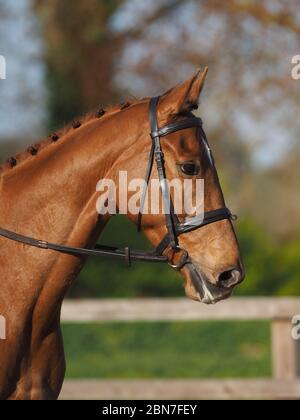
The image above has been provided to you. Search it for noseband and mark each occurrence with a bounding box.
[0,96,236,269]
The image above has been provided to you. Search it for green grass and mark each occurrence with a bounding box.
[62,321,271,379]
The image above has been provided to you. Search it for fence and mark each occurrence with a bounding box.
[60,297,300,399]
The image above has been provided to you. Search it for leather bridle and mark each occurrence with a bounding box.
[0,96,236,270]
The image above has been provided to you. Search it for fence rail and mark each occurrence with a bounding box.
[60,297,300,400]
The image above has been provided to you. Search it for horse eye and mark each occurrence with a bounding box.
[179,163,200,176]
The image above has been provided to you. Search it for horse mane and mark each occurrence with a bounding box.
[0,98,146,175]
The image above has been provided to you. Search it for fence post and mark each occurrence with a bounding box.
[271,318,299,379]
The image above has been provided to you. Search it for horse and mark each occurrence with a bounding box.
[0,68,244,399]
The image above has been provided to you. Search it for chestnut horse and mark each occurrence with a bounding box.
[0,69,244,399]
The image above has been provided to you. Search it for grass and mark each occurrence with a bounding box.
[62,321,271,378]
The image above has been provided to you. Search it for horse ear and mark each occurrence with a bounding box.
[158,67,208,121]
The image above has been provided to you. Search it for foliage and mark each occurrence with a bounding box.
[62,321,271,378]
[69,216,183,298]
[236,218,300,296]
[68,215,300,298]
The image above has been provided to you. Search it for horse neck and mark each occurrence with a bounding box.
[1,103,146,247]
[0,103,147,330]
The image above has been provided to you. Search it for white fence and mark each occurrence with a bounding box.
[60,297,300,400]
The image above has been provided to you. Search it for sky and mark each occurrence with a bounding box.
[0,0,46,140]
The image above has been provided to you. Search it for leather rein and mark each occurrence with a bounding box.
[0,97,236,269]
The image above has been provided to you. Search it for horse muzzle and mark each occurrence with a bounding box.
[185,262,234,304]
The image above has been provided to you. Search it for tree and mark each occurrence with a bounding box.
[33,0,123,128]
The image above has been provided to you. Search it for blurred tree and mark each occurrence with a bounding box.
[33,0,187,129]
[33,0,123,128]
[245,143,300,239]
[112,0,300,239]
[29,0,300,296]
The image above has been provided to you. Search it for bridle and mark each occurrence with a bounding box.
[0,96,236,270]
[137,96,235,269]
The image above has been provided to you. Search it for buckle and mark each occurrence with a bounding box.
[150,130,159,139]
[168,245,189,270]
[38,240,48,249]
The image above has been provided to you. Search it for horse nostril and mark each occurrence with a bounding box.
[217,269,242,288]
